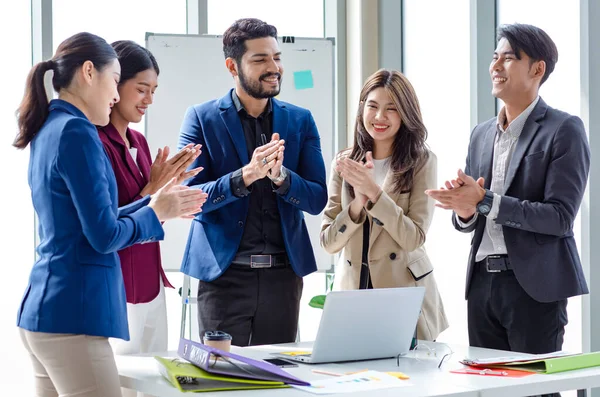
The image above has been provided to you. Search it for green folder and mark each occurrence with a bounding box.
[462,352,600,374]
[155,357,290,392]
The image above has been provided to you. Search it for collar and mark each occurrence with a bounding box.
[231,89,272,118]
[99,122,140,149]
[49,99,89,120]
[496,96,540,138]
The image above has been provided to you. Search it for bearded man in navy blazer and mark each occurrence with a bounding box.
[427,23,590,381]
[177,18,327,346]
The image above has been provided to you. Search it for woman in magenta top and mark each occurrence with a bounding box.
[97,41,201,377]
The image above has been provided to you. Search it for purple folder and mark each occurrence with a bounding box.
[178,338,310,386]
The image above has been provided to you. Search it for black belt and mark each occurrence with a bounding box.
[232,254,289,269]
[477,254,512,272]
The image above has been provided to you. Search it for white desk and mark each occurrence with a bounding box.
[116,341,600,397]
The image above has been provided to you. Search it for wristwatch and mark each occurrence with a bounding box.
[269,165,288,184]
[476,189,494,216]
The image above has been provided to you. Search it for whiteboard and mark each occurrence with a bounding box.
[145,33,335,272]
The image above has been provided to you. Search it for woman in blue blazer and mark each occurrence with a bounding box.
[13,32,206,397]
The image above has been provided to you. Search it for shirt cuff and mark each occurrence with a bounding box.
[230,168,251,198]
[488,193,501,220]
[455,212,478,228]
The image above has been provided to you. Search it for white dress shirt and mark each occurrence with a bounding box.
[457,96,540,261]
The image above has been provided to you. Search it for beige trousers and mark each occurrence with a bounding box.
[19,328,122,397]
[110,283,166,397]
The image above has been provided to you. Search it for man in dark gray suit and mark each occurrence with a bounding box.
[426,23,589,368]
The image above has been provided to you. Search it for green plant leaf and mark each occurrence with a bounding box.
[308,295,326,309]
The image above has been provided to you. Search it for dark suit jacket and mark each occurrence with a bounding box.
[177,89,327,281]
[453,97,590,303]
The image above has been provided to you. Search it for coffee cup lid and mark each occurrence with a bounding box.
[203,330,232,341]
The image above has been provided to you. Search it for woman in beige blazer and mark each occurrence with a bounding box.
[320,69,448,341]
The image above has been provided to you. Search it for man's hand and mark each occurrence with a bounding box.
[425,169,486,219]
[336,151,380,203]
[242,139,285,187]
[268,133,286,186]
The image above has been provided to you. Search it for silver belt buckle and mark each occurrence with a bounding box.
[250,255,272,268]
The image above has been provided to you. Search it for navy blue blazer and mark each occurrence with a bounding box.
[178,90,327,281]
[17,100,164,340]
[454,97,590,303]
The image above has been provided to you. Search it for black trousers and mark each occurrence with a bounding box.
[196,264,303,347]
[468,262,568,397]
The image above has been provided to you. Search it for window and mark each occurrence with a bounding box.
[207,0,324,37]
[403,0,471,345]
[52,0,187,133]
[0,2,33,394]
[498,0,582,357]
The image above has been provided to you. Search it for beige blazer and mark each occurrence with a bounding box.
[320,151,448,340]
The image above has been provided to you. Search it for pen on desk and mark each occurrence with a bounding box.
[311,369,343,377]
[463,368,508,376]
[311,369,368,377]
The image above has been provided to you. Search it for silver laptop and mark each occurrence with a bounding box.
[278,287,425,364]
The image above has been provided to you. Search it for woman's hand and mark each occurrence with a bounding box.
[141,144,202,196]
[348,192,368,222]
[148,178,208,222]
[336,151,381,203]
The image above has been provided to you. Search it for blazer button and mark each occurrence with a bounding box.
[516,222,522,228]
[505,221,511,225]
[238,221,244,227]
[212,199,217,204]
[389,253,396,260]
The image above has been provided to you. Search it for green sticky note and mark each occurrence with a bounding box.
[293,70,314,90]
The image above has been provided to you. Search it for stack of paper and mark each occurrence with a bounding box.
[461,351,600,374]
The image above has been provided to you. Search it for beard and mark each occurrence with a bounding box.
[238,69,282,99]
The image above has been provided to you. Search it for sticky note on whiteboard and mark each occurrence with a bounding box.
[293,70,314,90]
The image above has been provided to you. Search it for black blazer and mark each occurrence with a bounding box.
[454,97,590,303]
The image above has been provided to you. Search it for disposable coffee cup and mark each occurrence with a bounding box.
[203,331,232,352]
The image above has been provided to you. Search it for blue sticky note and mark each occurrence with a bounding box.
[293,70,314,90]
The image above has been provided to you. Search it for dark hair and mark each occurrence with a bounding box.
[344,69,429,195]
[14,32,117,149]
[497,23,558,86]
[222,18,277,65]
[111,40,160,85]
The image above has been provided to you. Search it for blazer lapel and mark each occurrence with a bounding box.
[272,99,289,151]
[101,124,145,193]
[503,98,547,193]
[127,131,151,184]
[479,124,496,189]
[369,168,395,245]
[218,92,249,165]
